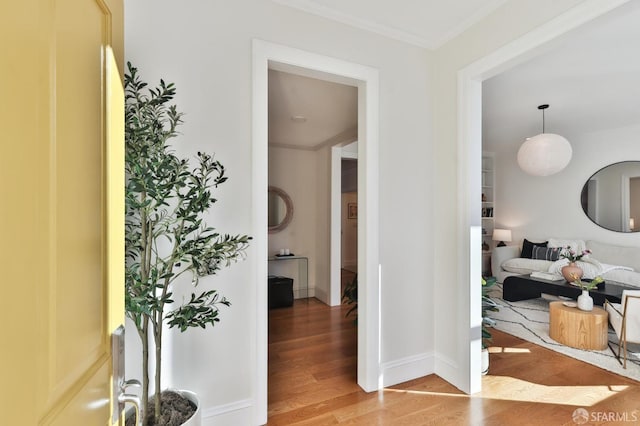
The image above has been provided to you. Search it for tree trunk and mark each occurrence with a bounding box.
[154,314,163,422]
[141,319,149,425]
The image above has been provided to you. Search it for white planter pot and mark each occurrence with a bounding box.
[180,390,201,426]
[126,389,201,426]
[481,348,489,375]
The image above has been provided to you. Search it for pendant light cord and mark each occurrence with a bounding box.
[538,104,549,134]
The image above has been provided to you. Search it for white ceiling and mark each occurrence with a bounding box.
[272,0,509,49]
[268,1,640,153]
[268,0,509,150]
[268,69,358,150]
[483,2,640,151]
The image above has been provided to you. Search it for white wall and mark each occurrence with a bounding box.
[488,123,640,243]
[268,146,319,299]
[126,1,433,424]
[313,144,332,304]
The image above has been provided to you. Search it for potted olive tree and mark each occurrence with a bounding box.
[481,276,499,374]
[125,62,250,425]
[341,274,357,323]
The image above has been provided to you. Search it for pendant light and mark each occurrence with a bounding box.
[517,104,572,176]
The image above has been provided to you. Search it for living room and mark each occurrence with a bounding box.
[479,0,640,378]
[482,2,640,251]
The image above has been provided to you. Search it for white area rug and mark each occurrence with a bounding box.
[488,283,640,382]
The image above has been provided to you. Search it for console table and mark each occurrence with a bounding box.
[268,255,309,299]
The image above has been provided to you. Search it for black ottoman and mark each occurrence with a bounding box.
[268,276,294,308]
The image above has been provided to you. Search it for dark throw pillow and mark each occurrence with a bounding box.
[531,245,561,261]
[521,238,548,258]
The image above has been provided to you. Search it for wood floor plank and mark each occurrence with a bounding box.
[268,298,640,425]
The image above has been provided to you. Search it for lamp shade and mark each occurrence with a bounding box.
[492,229,512,243]
[517,133,572,176]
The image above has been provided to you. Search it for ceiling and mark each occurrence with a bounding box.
[273,0,509,49]
[268,1,640,153]
[482,1,640,151]
[268,0,509,150]
[268,69,358,150]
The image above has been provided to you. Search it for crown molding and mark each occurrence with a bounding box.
[272,0,509,50]
[272,0,432,49]
[429,0,510,49]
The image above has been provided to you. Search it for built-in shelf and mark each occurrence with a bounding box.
[482,152,495,276]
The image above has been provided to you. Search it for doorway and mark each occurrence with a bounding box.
[252,39,380,424]
[341,158,358,273]
[340,155,358,297]
[267,68,357,303]
[459,1,630,394]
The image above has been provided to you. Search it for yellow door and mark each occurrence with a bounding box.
[0,0,124,424]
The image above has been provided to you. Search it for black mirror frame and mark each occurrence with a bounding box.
[580,160,640,233]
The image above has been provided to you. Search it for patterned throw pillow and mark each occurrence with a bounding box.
[531,245,561,261]
[521,238,548,258]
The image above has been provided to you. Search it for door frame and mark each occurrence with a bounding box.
[252,39,380,424]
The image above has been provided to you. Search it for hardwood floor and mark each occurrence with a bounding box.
[268,298,640,425]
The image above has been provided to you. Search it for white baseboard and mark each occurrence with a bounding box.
[433,352,462,390]
[202,398,253,426]
[294,286,315,299]
[380,352,435,387]
[312,286,328,304]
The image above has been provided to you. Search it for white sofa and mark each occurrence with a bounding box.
[491,239,640,287]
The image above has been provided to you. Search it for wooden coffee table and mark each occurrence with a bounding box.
[549,301,608,350]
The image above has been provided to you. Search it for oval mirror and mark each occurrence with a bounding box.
[268,186,293,233]
[580,161,640,233]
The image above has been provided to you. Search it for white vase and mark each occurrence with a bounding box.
[577,289,593,311]
[481,348,489,375]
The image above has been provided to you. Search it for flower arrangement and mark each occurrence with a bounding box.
[560,246,591,263]
[569,273,603,291]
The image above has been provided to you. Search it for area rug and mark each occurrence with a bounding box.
[487,283,640,382]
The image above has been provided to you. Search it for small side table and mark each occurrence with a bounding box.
[549,301,608,350]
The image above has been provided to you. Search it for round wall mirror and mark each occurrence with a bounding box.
[268,186,293,233]
[580,161,640,233]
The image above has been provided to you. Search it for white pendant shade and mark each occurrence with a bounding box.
[517,133,572,176]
